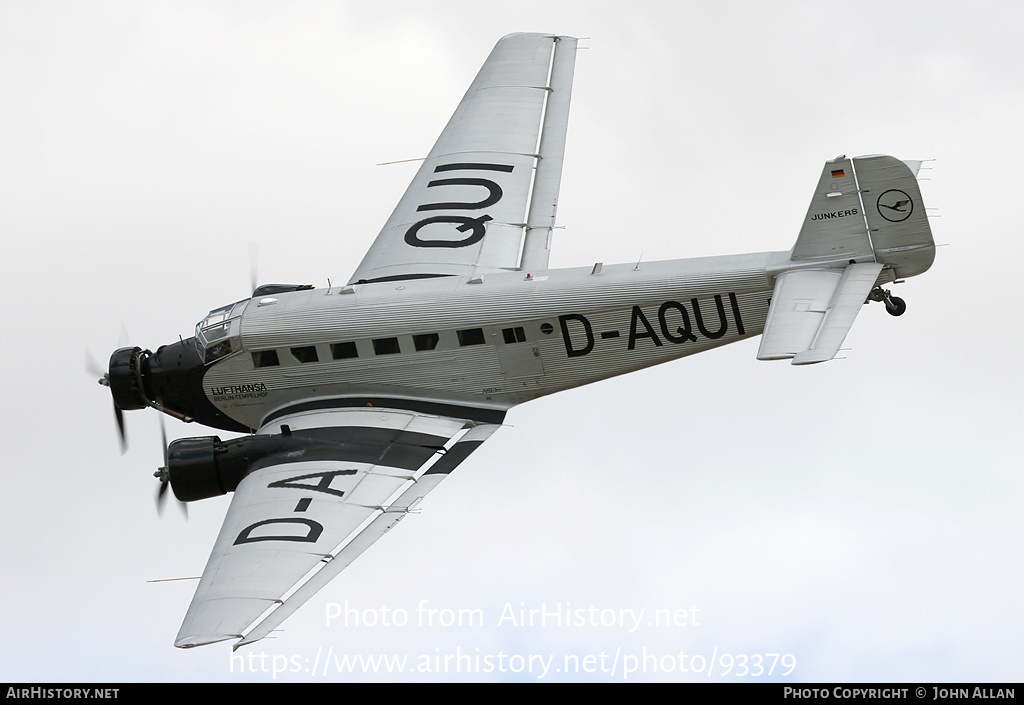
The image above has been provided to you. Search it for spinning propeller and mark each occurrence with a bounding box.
[91,346,189,518]
[88,350,128,452]
[154,411,188,519]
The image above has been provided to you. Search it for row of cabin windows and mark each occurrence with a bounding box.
[252,325,527,368]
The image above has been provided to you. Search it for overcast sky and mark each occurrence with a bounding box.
[3,0,1023,683]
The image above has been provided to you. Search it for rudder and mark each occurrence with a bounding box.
[792,155,935,280]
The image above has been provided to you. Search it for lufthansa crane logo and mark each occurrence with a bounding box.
[876,189,913,223]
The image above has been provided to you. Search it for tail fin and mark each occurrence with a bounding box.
[792,155,935,279]
[758,155,936,365]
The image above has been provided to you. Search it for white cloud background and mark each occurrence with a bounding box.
[2,0,1022,683]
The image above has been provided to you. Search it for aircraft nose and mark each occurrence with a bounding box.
[105,341,204,420]
[143,338,208,424]
[102,338,248,435]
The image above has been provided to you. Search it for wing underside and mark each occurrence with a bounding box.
[347,32,577,285]
[174,407,500,649]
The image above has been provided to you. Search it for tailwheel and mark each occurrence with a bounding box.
[869,286,907,317]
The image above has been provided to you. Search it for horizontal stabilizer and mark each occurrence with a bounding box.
[757,262,884,365]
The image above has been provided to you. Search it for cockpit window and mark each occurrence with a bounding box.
[196,299,248,364]
[204,340,234,364]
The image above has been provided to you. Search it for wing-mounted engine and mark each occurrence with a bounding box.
[157,429,312,503]
[251,283,313,297]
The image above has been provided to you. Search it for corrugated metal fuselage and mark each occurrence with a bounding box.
[203,251,788,430]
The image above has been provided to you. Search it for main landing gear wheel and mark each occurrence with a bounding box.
[869,286,907,317]
[885,296,907,317]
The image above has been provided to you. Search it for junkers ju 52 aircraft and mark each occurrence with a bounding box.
[99,33,935,649]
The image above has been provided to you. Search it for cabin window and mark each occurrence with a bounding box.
[413,333,439,351]
[502,326,526,344]
[291,346,318,363]
[330,341,358,359]
[373,337,401,355]
[457,328,486,346]
[252,350,280,368]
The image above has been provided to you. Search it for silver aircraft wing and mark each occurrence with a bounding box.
[347,32,577,285]
[173,407,500,649]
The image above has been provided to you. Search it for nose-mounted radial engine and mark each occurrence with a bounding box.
[98,288,314,514]
[102,346,160,442]
[100,343,202,442]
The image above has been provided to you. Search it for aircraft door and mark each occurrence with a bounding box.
[495,326,545,387]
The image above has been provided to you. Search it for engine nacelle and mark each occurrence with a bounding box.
[166,432,308,502]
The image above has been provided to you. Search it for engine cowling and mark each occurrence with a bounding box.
[108,347,149,411]
[166,437,241,502]
[164,431,310,502]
